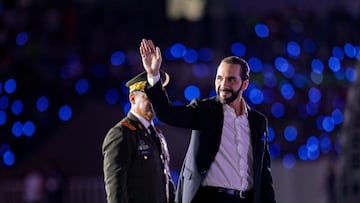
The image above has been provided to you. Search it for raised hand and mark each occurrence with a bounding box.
[140,38,162,76]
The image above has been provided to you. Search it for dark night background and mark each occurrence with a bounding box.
[0,0,359,202]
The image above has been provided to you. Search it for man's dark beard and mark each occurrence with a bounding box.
[217,86,242,104]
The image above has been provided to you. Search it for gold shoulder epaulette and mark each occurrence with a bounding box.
[121,121,136,131]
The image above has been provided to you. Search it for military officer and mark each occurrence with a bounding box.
[102,71,175,203]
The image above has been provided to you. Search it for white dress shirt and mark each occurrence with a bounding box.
[202,101,254,191]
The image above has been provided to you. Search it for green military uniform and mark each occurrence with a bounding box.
[102,71,175,203]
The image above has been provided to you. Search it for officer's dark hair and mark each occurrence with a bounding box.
[221,56,250,80]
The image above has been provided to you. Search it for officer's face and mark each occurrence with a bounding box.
[215,62,248,104]
[130,91,155,121]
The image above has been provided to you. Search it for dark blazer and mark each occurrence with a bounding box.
[146,81,276,203]
[102,112,175,203]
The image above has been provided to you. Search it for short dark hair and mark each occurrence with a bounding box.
[221,56,250,80]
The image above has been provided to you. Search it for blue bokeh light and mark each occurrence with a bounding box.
[248,57,263,72]
[268,127,275,142]
[75,78,90,94]
[36,96,49,112]
[263,71,277,88]
[319,133,332,153]
[248,88,264,104]
[308,87,321,103]
[58,105,72,121]
[254,23,270,38]
[311,73,324,85]
[0,110,6,125]
[283,154,296,169]
[287,41,301,58]
[271,102,285,118]
[0,99,8,113]
[184,85,200,101]
[3,150,15,166]
[231,42,247,57]
[11,99,23,115]
[332,46,344,60]
[282,63,295,78]
[110,51,125,66]
[4,78,16,94]
[344,43,356,58]
[345,67,356,82]
[307,148,320,160]
[123,102,131,115]
[316,115,324,130]
[306,136,319,152]
[328,57,341,72]
[331,108,343,125]
[170,43,186,58]
[16,32,29,46]
[183,49,199,63]
[311,59,324,73]
[280,83,294,100]
[310,72,323,84]
[298,145,308,160]
[274,57,289,73]
[164,48,177,61]
[284,125,297,142]
[23,120,35,137]
[0,143,10,155]
[105,88,120,104]
[12,121,23,137]
[322,116,335,132]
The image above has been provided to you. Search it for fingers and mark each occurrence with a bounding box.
[140,39,156,57]
[155,47,162,59]
[148,40,155,52]
[140,39,147,57]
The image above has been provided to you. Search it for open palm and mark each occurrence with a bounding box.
[140,39,162,76]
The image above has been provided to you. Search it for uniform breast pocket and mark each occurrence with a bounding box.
[137,139,155,160]
[130,139,161,177]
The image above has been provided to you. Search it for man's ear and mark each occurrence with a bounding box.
[241,79,249,90]
[129,93,136,104]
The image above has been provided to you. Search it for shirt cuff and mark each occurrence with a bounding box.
[147,74,160,86]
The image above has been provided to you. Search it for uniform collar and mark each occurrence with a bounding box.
[130,110,154,129]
